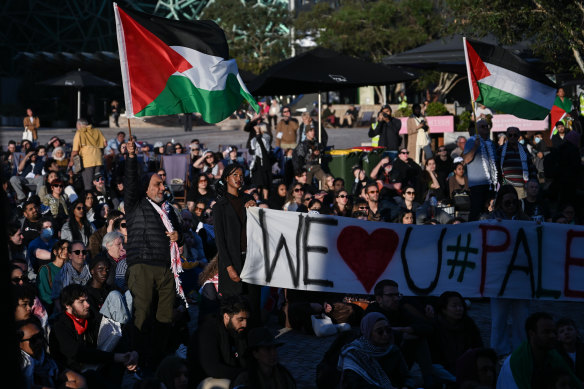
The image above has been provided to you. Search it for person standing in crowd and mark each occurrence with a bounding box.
[462,119,498,221]
[293,126,326,188]
[69,118,107,192]
[556,317,584,382]
[498,126,536,199]
[249,122,273,201]
[124,139,184,369]
[297,112,328,147]
[111,100,121,127]
[212,164,260,325]
[551,121,570,149]
[23,108,40,142]
[407,103,430,165]
[368,105,402,151]
[275,106,299,150]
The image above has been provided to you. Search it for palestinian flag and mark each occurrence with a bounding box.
[549,95,572,136]
[463,37,556,120]
[113,4,258,123]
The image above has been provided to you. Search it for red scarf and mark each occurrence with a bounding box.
[65,311,88,335]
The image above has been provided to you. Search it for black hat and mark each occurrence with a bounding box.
[93,172,104,180]
[247,327,284,350]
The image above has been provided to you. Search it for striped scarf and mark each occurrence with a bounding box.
[338,338,394,388]
[147,198,187,306]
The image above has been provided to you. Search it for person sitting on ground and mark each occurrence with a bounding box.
[27,216,57,274]
[17,320,87,389]
[93,231,127,292]
[283,183,308,212]
[231,326,296,389]
[338,312,415,389]
[37,239,69,314]
[88,210,124,258]
[49,284,139,389]
[8,222,27,262]
[428,291,483,378]
[52,241,91,306]
[186,172,217,213]
[267,183,287,210]
[399,209,415,225]
[188,295,251,385]
[365,279,434,388]
[42,179,68,230]
[556,317,584,382]
[60,199,96,247]
[497,312,582,389]
[156,355,189,389]
[455,347,498,389]
[333,189,352,217]
[341,105,358,128]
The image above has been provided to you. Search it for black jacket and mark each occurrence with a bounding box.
[49,311,114,372]
[124,156,183,268]
[212,192,252,296]
[368,118,402,150]
[188,315,247,384]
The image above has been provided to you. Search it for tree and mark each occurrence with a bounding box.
[294,0,445,101]
[446,0,584,75]
[202,0,292,74]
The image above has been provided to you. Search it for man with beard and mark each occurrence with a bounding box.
[20,199,42,247]
[49,284,138,388]
[124,139,183,369]
[188,296,250,385]
[91,172,114,209]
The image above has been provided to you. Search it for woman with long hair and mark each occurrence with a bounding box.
[333,189,352,217]
[448,162,469,199]
[267,183,287,210]
[197,255,219,324]
[186,172,216,213]
[37,239,69,313]
[397,185,420,213]
[83,191,96,224]
[60,199,96,246]
[429,291,483,376]
[42,179,68,231]
[283,183,307,212]
[194,150,224,183]
[421,157,443,201]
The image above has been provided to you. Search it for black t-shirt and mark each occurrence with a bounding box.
[22,218,42,248]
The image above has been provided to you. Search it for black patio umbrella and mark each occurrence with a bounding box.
[382,34,536,74]
[249,47,417,96]
[249,47,417,140]
[39,68,118,119]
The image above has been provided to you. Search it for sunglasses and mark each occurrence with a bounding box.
[159,173,166,177]
[439,148,447,152]
[405,191,415,195]
[72,249,88,255]
[11,276,27,283]
[52,184,64,188]
[121,223,127,228]
[358,206,369,210]
[283,110,290,113]
[75,206,84,210]
[304,197,313,201]
[368,190,378,194]
[337,194,348,198]
[400,151,409,155]
[196,207,206,211]
[294,188,303,192]
[95,177,104,181]
[206,155,214,158]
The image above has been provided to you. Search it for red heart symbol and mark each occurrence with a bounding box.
[337,226,399,293]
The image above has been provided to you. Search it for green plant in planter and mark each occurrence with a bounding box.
[394,106,412,118]
[455,111,472,132]
[424,102,449,116]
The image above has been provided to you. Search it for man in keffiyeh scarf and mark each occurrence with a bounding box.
[124,140,184,369]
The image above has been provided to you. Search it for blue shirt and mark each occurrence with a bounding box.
[463,136,497,187]
[27,236,57,270]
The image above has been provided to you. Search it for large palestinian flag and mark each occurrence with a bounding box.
[463,37,556,120]
[113,4,258,123]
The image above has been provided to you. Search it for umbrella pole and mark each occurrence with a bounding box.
[318,92,322,190]
[77,89,81,120]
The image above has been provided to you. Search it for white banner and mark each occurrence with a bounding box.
[242,208,584,300]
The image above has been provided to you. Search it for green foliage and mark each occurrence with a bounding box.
[455,110,472,132]
[394,107,412,118]
[424,101,449,116]
[445,0,584,75]
[202,0,292,74]
[294,0,443,62]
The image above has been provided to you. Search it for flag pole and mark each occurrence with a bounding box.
[127,117,132,139]
[462,37,478,131]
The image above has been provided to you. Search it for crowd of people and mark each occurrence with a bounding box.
[3,92,584,389]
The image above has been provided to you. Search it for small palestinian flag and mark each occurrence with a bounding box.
[549,95,572,136]
[113,4,258,123]
[463,37,556,121]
